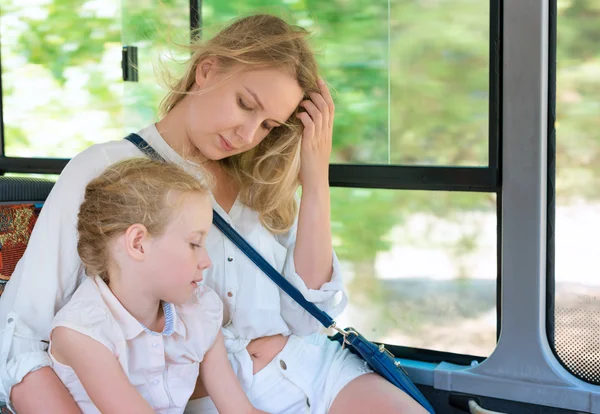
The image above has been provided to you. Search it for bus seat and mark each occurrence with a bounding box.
[0,176,55,296]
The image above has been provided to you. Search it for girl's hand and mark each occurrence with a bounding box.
[297,79,334,190]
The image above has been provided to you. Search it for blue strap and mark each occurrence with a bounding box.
[211,212,336,328]
[125,133,164,161]
[123,133,336,329]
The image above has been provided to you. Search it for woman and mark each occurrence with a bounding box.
[0,14,427,414]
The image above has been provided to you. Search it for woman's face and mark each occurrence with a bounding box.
[185,62,304,160]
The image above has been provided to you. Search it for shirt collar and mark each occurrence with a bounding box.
[93,276,186,340]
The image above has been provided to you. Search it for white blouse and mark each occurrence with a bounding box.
[50,277,222,414]
[0,124,347,407]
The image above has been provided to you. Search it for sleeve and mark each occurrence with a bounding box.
[51,298,118,356]
[181,286,224,361]
[0,144,122,407]
[277,196,348,337]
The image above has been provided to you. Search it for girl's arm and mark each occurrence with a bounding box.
[199,331,268,414]
[51,327,155,414]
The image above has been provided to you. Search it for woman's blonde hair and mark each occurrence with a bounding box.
[159,14,321,233]
[77,158,210,281]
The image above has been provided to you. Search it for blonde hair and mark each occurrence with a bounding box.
[77,158,210,281]
[159,14,321,233]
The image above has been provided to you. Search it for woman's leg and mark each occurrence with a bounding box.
[329,373,429,414]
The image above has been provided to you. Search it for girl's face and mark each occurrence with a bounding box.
[144,192,213,305]
[185,63,304,160]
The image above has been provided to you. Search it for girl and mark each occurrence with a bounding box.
[0,13,427,414]
[49,158,265,414]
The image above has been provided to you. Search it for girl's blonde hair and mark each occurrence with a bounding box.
[77,158,210,281]
[159,14,321,233]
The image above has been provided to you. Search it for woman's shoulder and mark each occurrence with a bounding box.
[46,129,155,202]
[62,137,147,178]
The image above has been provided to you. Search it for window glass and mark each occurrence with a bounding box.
[1,1,123,158]
[553,0,600,384]
[330,188,497,356]
[204,0,490,166]
[121,0,190,132]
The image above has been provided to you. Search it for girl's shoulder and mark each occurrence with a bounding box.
[51,278,121,353]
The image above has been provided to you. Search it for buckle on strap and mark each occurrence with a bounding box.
[329,323,359,349]
[329,322,347,349]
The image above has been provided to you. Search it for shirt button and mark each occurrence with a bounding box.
[152,379,159,385]
[227,256,234,262]
[152,343,159,348]
[279,360,287,370]
[227,291,233,298]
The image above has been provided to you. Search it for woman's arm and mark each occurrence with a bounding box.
[51,327,155,414]
[200,332,268,414]
[295,79,336,290]
[10,368,81,414]
[295,184,332,290]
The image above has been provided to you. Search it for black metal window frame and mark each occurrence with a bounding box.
[0,0,502,365]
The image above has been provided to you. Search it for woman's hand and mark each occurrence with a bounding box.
[297,79,334,190]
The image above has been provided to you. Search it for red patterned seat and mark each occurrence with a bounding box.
[0,204,43,296]
[0,176,54,298]
[0,177,53,410]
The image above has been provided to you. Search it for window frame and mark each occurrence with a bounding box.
[330,0,502,193]
[330,0,503,365]
[414,1,600,411]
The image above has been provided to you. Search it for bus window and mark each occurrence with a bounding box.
[552,0,600,385]
[202,0,490,167]
[1,1,123,158]
[330,188,497,357]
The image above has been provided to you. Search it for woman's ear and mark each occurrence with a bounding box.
[195,57,219,88]
[124,223,150,261]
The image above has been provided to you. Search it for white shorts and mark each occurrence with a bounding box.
[184,333,372,414]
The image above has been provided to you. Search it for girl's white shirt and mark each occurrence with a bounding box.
[50,276,222,414]
[0,124,347,407]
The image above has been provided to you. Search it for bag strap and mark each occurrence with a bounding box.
[124,133,337,330]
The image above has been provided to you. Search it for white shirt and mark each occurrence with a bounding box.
[50,277,222,414]
[0,124,347,408]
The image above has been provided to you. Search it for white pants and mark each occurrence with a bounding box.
[184,333,372,414]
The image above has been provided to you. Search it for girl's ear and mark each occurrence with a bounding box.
[195,57,219,88]
[124,223,149,261]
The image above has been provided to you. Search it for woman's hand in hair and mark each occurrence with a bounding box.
[297,79,334,190]
[294,79,335,290]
